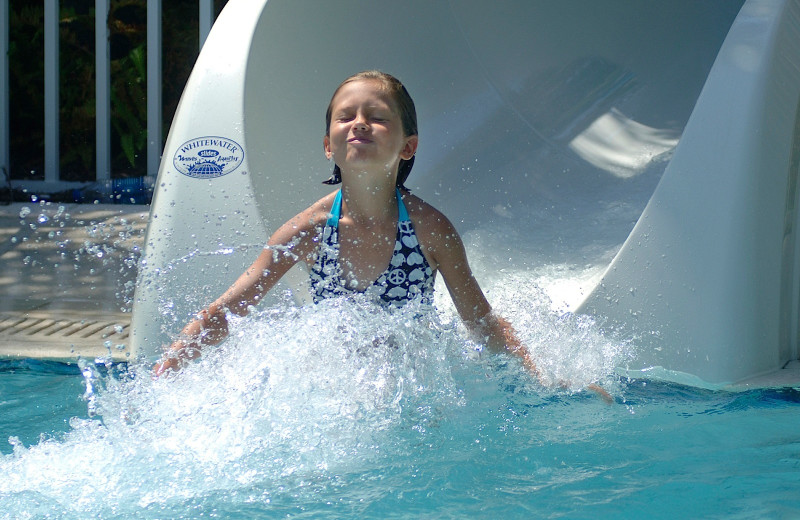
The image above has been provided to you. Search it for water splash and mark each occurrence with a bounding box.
[0,292,627,518]
[2,197,634,517]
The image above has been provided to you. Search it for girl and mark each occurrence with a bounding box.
[153,71,538,378]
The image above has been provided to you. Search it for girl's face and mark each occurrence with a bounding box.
[324,80,417,181]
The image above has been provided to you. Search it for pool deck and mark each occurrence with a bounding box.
[0,202,149,363]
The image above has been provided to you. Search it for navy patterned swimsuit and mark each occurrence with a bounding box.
[309,189,435,307]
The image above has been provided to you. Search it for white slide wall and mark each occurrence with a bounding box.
[131,0,800,386]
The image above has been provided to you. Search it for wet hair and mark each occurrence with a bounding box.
[323,70,418,189]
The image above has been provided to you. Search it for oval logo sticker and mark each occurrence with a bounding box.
[173,136,244,179]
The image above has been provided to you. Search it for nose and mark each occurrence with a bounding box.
[352,113,369,131]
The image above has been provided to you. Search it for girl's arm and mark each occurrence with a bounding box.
[420,211,535,367]
[421,208,611,402]
[153,210,322,376]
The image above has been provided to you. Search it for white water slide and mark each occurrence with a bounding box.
[131,0,800,388]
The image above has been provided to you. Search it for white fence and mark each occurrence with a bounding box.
[0,0,217,192]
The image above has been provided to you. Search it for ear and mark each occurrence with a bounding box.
[323,135,332,159]
[400,135,418,161]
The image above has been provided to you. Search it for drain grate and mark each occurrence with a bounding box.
[0,313,131,361]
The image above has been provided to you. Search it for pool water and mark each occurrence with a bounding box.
[1,294,799,520]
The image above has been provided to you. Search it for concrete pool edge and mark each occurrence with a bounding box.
[0,202,148,363]
[0,310,131,363]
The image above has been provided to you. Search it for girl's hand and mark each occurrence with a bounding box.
[587,383,614,404]
[152,342,198,377]
[152,355,182,377]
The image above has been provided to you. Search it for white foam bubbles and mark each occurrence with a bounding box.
[0,298,471,516]
[0,283,630,517]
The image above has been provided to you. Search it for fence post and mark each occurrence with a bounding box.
[6,2,218,190]
[147,0,162,179]
[96,0,110,182]
[199,0,213,49]
[44,0,59,183]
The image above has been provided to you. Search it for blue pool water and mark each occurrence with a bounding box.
[1,296,799,520]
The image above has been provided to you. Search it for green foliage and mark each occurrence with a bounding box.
[8,2,45,180]
[108,0,147,177]
[59,3,97,180]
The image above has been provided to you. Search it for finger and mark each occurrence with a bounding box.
[588,383,614,404]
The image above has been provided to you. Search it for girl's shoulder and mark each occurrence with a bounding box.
[268,191,337,246]
[284,191,337,229]
[400,191,468,271]
[304,191,338,224]
[400,191,460,239]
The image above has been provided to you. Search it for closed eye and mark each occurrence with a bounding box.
[333,109,392,124]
